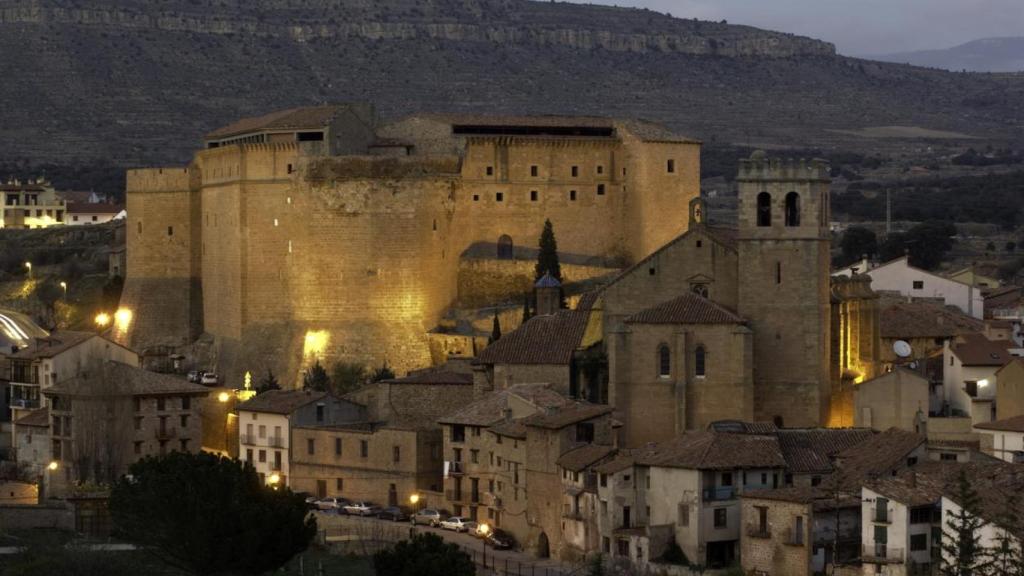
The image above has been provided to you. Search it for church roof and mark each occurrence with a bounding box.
[624,292,745,325]
[634,432,786,470]
[535,272,561,288]
[475,310,588,366]
[880,301,983,339]
[207,105,354,140]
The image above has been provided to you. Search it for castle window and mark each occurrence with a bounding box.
[432,219,437,231]
[486,166,494,176]
[757,192,772,227]
[695,345,706,377]
[137,221,142,235]
[597,165,604,175]
[473,194,480,202]
[570,190,577,201]
[287,164,293,174]
[696,240,702,248]
[776,262,782,284]
[597,184,605,196]
[531,165,539,177]
[497,235,514,260]
[667,159,676,174]
[167,226,173,236]
[571,166,579,178]
[657,345,671,378]
[530,190,538,202]
[784,192,800,227]
[496,192,504,202]
[274,219,279,227]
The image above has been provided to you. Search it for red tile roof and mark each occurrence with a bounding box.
[384,370,473,385]
[835,428,925,480]
[475,310,588,366]
[437,383,568,426]
[15,407,49,428]
[10,331,99,359]
[951,333,1014,367]
[520,402,614,429]
[238,389,330,415]
[625,292,745,325]
[557,444,617,472]
[634,432,786,470]
[775,429,875,475]
[880,301,984,339]
[975,414,1024,433]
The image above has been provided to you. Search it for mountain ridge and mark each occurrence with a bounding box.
[872,37,1024,73]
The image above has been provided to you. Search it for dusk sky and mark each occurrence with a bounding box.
[567,0,1024,55]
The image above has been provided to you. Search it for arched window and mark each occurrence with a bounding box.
[695,345,706,377]
[497,235,513,260]
[657,345,671,378]
[756,192,771,227]
[784,192,800,227]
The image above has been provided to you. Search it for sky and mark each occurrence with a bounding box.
[567,0,1024,55]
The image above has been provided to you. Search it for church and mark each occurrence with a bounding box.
[473,151,880,445]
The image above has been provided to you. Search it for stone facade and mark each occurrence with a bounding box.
[121,108,700,385]
[829,275,881,428]
[854,369,929,432]
[741,497,814,576]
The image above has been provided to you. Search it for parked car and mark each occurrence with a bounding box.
[315,496,348,511]
[440,517,474,533]
[485,529,516,550]
[296,492,318,507]
[200,372,220,386]
[344,502,380,516]
[411,508,442,527]
[377,506,409,522]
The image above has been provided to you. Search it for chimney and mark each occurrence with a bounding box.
[534,273,561,316]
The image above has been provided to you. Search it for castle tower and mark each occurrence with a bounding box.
[736,152,832,427]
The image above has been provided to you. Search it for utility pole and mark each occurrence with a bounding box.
[885,188,892,237]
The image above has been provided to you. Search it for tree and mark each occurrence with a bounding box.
[990,498,1024,576]
[521,293,532,323]
[880,221,957,270]
[535,219,562,282]
[373,532,474,576]
[303,360,330,391]
[986,242,997,253]
[839,226,878,265]
[940,470,993,576]
[330,361,366,395]
[257,368,280,394]
[35,279,63,328]
[489,314,502,344]
[587,553,606,576]
[109,452,316,576]
[370,361,395,383]
[1007,241,1017,253]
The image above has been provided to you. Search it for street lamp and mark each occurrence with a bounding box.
[218,391,231,403]
[24,262,31,278]
[409,493,420,507]
[95,312,111,328]
[479,523,491,569]
[59,281,67,297]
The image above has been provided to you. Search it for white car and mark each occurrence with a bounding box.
[344,502,380,516]
[315,497,347,511]
[440,516,475,533]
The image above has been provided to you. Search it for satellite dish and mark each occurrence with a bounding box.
[893,340,913,358]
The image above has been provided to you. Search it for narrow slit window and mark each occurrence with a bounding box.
[776,262,782,284]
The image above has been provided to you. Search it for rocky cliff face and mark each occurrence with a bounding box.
[0,0,1020,166]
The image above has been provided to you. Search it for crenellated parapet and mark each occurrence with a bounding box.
[737,155,830,183]
[126,167,191,193]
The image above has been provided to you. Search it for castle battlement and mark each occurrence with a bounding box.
[126,167,191,193]
[737,156,830,182]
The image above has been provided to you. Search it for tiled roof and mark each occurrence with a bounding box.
[975,414,1024,433]
[15,407,49,428]
[880,301,984,339]
[594,453,635,475]
[475,310,588,365]
[437,383,567,426]
[836,428,924,480]
[951,333,1014,367]
[43,361,209,397]
[405,113,698,144]
[708,420,779,434]
[776,429,875,475]
[67,202,123,215]
[634,432,786,471]
[985,285,1022,309]
[384,370,473,385]
[625,292,744,325]
[207,105,351,139]
[742,486,860,510]
[520,402,614,430]
[487,420,528,439]
[10,331,98,359]
[557,444,617,472]
[238,389,329,415]
[535,273,561,288]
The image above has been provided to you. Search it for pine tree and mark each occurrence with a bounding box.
[940,470,994,576]
[302,360,330,391]
[489,314,502,344]
[370,361,396,383]
[535,219,562,282]
[522,293,533,323]
[257,368,280,394]
[990,497,1024,576]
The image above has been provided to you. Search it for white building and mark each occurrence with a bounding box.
[236,389,366,487]
[973,415,1024,463]
[834,256,983,319]
[66,202,125,226]
[940,333,1013,423]
[0,178,68,229]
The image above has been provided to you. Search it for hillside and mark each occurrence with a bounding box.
[874,37,1024,73]
[0,0,1021,168]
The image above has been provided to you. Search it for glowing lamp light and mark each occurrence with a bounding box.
[302,330,329,360]
[95,312,111,327]
[978,379,990,388]
[218,392,231,403]
[59,281,67,293]
[47,461,59,471]
[409,494,420,505]
[268,473,281,485]
[114,308,133,332]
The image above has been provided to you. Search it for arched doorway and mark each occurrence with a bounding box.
[536,532,550,558]
[497,235,514,260]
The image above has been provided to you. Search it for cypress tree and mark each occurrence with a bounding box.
[522,293,533,323]
[535,219,562,282]
[489,314,502,344]
[940,470,993,576]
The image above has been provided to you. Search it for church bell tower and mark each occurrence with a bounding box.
[735,152,832,428]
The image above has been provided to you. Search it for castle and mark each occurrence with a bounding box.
[118,105,701,383]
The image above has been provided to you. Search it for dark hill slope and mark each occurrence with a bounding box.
[0,0,1021,166]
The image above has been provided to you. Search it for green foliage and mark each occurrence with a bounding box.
[2,544,146,576]
[109,451,316,576]
[372,532,475,576]
[489,314,502,344]
[587,553,606,576]
[839,226,878,266]
[330,361,366,395]
[303,360,331,392]
[879,221,957,270]
[370,361,395,383]
[660,539,689,565]
[257,368,281,393]
[940,470,993,576]
[990,497,1024,576]
[522,293,533,323]
[535,219,562,282]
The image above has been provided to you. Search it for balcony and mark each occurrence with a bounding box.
[703,487,736,502]
[9,397,40,410]
[267,436,285,448]
[874,509,892,524]
[862,544,904,563]
[156,427,177,441]
[240,434,255,445]
[746,524,771,539]
[447,461,464,476]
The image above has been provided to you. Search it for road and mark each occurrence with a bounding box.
[312,511,581,576]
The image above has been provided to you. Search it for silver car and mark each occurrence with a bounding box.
[411,508,442,526]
